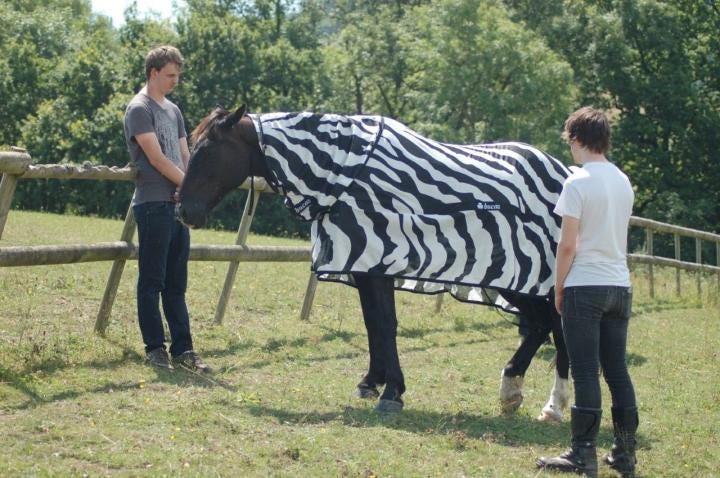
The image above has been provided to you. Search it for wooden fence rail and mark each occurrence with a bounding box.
[0,150,315,334]
[2,150,718,336]
[0,243,310,267]
[629,216,720,299]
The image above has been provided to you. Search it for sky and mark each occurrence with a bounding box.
[90,0,185,26]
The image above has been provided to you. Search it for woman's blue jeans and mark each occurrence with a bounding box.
[562,286,636,410]
[133,201,193,356]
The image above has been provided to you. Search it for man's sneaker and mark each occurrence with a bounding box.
[146,347,174,370]
[174,350,212,373]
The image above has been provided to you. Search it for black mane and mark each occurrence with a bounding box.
[190,106,232,145]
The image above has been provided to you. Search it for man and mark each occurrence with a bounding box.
[123,45,210,372]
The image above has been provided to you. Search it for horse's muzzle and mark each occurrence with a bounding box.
[175,202,207,229]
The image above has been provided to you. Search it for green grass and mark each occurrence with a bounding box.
[1,210,719,477]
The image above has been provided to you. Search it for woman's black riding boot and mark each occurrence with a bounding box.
[603,406,638,478]
[537,406,602,477]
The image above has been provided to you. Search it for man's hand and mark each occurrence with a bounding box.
[173,186,181,203]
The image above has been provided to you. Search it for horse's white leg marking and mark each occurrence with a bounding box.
[537,370,570,422]
[499,369,524,413]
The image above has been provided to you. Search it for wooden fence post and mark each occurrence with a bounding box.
[0,173,18,240]
[674,234,681,296]
[696,238,702,299]
[716,241,720,303]
[434,294,444,314]
[0,150,32,240]
[214,181,262,324]
[646,229,654,299]
[94,203,136,335]
[299,273,318,321]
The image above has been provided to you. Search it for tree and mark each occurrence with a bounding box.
[0,1,94,146]
[503,0,720,233]
[403,0,577,155]
[3,0,717,240]
[321,4,418,117]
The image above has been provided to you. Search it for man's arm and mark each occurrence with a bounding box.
[554,215,579,314]
[179,137,190,171]
[134,132,185,186]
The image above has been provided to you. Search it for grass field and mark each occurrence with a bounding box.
[1,211,719,477]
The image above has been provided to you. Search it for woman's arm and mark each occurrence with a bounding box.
[555,215,579,314]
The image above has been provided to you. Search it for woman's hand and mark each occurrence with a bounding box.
[555,288,564,315]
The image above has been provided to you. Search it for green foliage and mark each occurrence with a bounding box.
[0,1,81,145]
[207,189,311,238]
[504,0,720,232]
[1,0,718,235]
[321,4,417,117]
[405,0,577,155]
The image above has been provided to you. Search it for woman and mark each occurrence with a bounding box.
[537,107,639,478]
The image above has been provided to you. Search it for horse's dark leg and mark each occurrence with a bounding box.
[500,313,552,413]
[372,277,406,412]
[538,307,571,422]
[551,310,569,380]
[498,291,554,414]
[354,276,383,399]
[502,317,552,378]
[354,274,405,412]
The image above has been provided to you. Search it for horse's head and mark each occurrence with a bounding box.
[178,105,263,228]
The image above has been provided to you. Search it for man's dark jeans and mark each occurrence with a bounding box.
[562,285,636,410]
[133,201,193,356]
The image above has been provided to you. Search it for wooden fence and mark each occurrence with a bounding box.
[0,149,315,335]
[2,149,719,334]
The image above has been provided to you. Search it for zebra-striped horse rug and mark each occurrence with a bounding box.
[250,112,571,310]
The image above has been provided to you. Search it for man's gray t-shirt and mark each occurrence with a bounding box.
[124,92,187,205]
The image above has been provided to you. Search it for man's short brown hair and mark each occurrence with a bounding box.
[562,107,611,154]
[145,45,184,79]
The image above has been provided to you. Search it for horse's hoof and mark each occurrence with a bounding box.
[537,407,563,422]
[500,394,524,413]
[499,372,524,413]
[374,399,403,413]
[354,386,380,399]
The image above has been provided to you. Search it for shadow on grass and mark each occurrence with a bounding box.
[315,319,506,344]
[319,327,362,343]
[0,318,550,412]
[626,352,648,367]
[235,334,501,373]
[400,317,507,339]
[632,299,700,317]
[243,403,613,447]
[1,362,240,411]
[202,339,257,358]
[0,365,47,405]
[226,315,512,373]
[0,337,240,410]
[244,403,656,453]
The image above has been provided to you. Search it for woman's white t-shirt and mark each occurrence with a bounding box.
[554,162,634,287]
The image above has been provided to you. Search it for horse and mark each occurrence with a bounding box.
[178,105,569,418]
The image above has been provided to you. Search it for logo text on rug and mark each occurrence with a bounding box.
[294,197,313,214]
[477,202,501,211]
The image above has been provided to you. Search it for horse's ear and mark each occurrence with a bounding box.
[218,104,246,129]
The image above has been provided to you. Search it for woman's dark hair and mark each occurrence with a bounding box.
[562,107,611,154]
